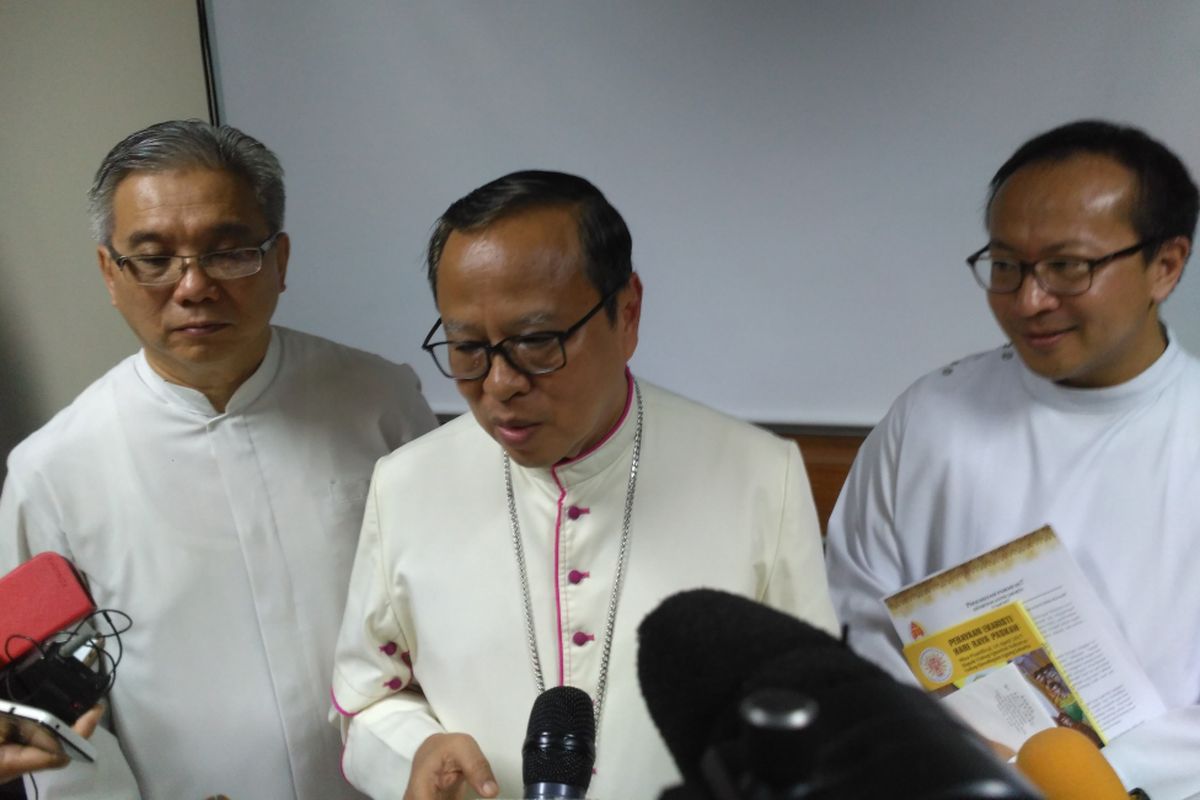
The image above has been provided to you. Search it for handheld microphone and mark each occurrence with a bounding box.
[636,586,847,786]
[522,686,596,799]
[638,589,1041,800]
[1016,727,1132,799]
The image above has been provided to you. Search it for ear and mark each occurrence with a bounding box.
[272,232,291,293]
[617,273,643,361]
[97,245,120,307]
[1148,236,1189,304]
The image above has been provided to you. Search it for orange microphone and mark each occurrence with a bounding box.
[1016,727,1130,799]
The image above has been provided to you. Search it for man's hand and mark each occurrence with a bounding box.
[0,704,104,784]
[403,732,499,800]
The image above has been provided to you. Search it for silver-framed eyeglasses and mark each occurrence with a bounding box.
[966,239,1156,296]
[108,232,283,286]
[422,290,617,381]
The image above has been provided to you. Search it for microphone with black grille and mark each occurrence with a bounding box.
[638,589,1042,800]
[522,685,596,799]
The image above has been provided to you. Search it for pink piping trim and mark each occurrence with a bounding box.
[332,688,353,784]
[547,370,634,686]
[551,473,568,685]
[330,687,359,718]
[556,369,634,467]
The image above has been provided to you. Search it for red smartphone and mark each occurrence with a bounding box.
[0,553,96,667]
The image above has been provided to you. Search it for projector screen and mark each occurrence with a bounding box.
[207,1,1200,426]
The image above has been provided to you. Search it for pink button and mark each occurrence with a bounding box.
[568,569,589,584]
[572,631,595,647]
[384,677,404,691]
[566,505,589,520]
[379,641,398,656]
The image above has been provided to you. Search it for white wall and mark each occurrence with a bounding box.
[0,0,210,470]
[208,1,1200,425]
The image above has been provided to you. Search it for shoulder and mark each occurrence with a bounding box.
[881,346,1017,431]
[6,356,138,477]
[638,379,794,464]
[273,326,424,396]
[838,346,1018,492]
[903,346,1015,401]
[372,412,492,482]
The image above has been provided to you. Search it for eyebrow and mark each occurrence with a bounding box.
[442,311,561,338]
[988,238,1095,254]
[122,222,261,250]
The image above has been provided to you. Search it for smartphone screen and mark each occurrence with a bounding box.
[0,701,96,763]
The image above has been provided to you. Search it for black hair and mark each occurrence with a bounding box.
[426,170,632,320]
[987,120,1199,254]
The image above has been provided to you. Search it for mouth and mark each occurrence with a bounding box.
[492,419,541,447]
[172,321,230,336]
[1019,326,1075,350]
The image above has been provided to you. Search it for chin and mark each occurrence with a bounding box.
[502,448,557,469]
[1009,343,1072,381]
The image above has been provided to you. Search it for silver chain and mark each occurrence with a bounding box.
[504,381,643,734]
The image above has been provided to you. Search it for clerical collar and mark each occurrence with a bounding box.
[134,326,284,418]
[1016,332,1184,414]
[510,369,637,490]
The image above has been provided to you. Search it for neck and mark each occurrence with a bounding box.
[1057,318,1169,389]
[145,331,271,412]
[559,369,634,465]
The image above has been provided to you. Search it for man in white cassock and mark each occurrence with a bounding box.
[330,170,839,800]
[825,120,1200,800]
[0,120,437,799]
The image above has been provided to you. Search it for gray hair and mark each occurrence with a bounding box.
[87,119,285,243]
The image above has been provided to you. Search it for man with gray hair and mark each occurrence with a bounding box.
[0,120,437,798]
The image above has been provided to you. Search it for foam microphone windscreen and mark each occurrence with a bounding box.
[522,685,596,794]
[637,589,865,784]
[1017,727,1128,799]
[744,648,1035,799]
[641,590,1040,800]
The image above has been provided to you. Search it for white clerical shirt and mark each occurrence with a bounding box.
[825,337,1200,800]
[331,377,839,800]
[0,326,437,799]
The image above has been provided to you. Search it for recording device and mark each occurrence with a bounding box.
[522,686,596,799]
[0,553,127,724]
[0,553,96,667]
[638,589,1042,800]
[0,699,96,763]
[1016,727,1143,799]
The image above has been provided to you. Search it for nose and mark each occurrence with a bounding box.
[1010,271,1059,316]
[481,350,531,402]
[172,258,221,303]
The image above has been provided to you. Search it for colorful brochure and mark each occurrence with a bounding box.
[883,526,1165,745]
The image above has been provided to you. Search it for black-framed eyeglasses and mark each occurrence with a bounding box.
[965,239,1156,296]
[108,232,283,286]
[422,290,617,381]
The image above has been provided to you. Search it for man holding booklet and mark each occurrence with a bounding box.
[825,120,1200,799]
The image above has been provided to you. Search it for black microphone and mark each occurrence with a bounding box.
[636,588,869,788]
[638,589,1041,800]
[522,685,596,799]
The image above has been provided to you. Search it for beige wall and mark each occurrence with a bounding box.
[0,0,209,473]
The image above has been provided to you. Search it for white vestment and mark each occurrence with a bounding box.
[825,338,1200,800]
[0,326,437,799]
[331,377,838,800]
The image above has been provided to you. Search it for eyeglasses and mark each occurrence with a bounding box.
[966,239,1155,296]
[422,290,616,381]
[108,232,283,286]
